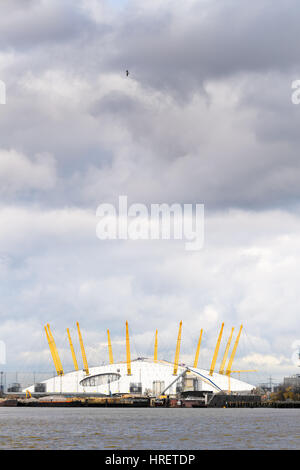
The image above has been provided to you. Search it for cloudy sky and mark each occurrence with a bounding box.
[1,0,300,384]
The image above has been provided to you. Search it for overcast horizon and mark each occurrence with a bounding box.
[1,0,300,385]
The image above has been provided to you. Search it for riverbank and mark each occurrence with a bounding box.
[1,393,299,408]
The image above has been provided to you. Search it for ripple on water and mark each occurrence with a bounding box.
[0,408,299,450]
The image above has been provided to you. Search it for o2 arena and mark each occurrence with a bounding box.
[23,321,256,398]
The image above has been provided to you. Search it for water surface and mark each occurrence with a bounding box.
[0,408,299,450]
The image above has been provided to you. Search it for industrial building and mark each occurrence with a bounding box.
[23,321,256,397]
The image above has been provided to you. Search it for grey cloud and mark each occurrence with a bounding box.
[109,0,300,94]
[0,0,299,210]
[91,91,146,117]
[0,0,98,51]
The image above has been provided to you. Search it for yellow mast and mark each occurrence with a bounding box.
[44,326,61,376]
[47,324,64,375]
[173,321,182,375]
[46,324,59,372]
[76,321,89,375]
[209,322,224,376]
[193,329,203,368]
[219,327,234,374]
[226,324,243,376]
[126,321,131,375]
[67,328,79,371]
[107,329,114,364]
[154,329,158,362]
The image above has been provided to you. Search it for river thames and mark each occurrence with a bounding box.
[0,408,299,450]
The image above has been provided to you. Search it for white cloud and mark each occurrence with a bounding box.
[241,353,284,367]
[0,149,56,195]
[0,205,298,382]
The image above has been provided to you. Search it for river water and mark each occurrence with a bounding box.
[0,408,299,450]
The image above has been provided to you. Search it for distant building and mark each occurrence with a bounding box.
[283,374,300,390]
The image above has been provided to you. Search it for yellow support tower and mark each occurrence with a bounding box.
[173,321,182,375]
[44,326,61,376]
[46,324,64,375]
[126,321,131,375]
[76,322,89,375]
[193,329,203,368]
[107,329,114,365]
[226,324,243,376]
[209,322,224,376]
[67,328,79,371]
[46,324,59,373]
[219,327,234,375]
[154,329,158,362]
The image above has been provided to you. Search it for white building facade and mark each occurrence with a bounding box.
[23,358,255,396]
